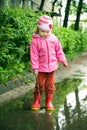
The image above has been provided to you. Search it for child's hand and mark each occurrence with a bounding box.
[33,70,38,77]
[62,60,68,67]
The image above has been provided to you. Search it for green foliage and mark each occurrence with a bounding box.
[0,7,87,84]
[82,28,87,49]
[53,23,87,59]
[0,7,42,84]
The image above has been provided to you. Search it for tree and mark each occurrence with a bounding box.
[0,0,4,7]
[39,0,46,11]
[51,0,58,13]
[74,0,84,31]
[51,0,62,17]
[11,0,21,8]
[63,0,72,27]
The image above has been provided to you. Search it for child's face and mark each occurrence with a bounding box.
[39,29,51,38]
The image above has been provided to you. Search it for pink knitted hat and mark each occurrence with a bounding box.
[37,15,53,31]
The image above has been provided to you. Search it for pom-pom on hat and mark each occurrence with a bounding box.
[37,15,53,31]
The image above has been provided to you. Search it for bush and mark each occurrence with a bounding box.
[82,28,87,49]
[0,8,87,84]
[0,7,42,84]
[53,23,87,59]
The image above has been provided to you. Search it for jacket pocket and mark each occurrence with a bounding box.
[39,53,45,63]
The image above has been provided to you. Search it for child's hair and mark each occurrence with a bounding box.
[34,27,39,34]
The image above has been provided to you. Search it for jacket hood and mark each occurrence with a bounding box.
[32,33,41,39]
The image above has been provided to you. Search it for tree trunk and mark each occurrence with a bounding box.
[74,0,83,31]
[63,0,72,27]
[0,0,4,7]
[51,0,57,12]
[11,0,20,8]
[39,0,45,11]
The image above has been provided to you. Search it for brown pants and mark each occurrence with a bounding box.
[34,71,56,94]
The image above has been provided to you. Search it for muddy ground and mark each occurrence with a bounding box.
[0,52,87,105]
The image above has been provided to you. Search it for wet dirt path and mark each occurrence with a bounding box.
[55,52,87,82]
[0,52,87,105]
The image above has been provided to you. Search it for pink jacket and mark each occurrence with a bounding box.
[30,33,66,72]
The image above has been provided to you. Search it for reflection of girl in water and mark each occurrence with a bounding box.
[33,111,54,130]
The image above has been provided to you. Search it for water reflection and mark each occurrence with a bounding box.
[57,87,87,130]
[0,109,54,130]
[33,110,54,130]
[0,78,87,130]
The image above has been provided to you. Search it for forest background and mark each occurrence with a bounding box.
[0,0,87,84]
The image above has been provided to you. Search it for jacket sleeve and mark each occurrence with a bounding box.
[55,39,66,63]
[30,39,39,70]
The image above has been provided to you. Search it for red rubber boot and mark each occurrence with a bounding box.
[31,93,41,110]
[46,93,54,111]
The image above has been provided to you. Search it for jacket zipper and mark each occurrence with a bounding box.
[46,40,50,71]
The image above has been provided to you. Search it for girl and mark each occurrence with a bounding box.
[30,15,68,111]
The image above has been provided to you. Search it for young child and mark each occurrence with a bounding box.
[30,15,68,111]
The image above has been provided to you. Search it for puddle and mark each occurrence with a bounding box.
[57,86,87,130]
[0,78,87,130]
